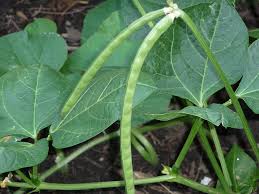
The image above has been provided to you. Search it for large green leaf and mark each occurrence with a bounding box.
[50,69,157,148]
[0,139,48,174]
[0,65,68,139]
[150,104,242,129]
[144,0,248,107]
[0,30,67,74]
[225,145,257,194]
[236,40,259,113]
[25,18,57,35]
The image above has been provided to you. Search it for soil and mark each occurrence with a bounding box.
[0,0,259,194]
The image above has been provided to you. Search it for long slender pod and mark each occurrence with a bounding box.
[179,9,259,162]
[120,10,181,194]
[62,8,170,116]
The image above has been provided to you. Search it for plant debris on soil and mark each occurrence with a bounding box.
[0,0,259,194]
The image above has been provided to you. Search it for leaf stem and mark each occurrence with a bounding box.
[40,120,183,181]
[132,0,154,27]
[198,127,233,193]
[180,10,259,163]
[5,175,224,194]
[131,130,159,165]
[209,123,232,187]
[173,118,203,170]
[61,8,167,116]
[120,15,175,194]
[15,170,35,186]
[32,166,38,181]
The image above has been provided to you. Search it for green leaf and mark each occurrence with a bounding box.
[0,65,68,139]
[0,31,67,74]
[144,0,248,106]
[67,0,217,72]
[0,135,26,143]
[0,139,48,174]
[132,91,171,127]
[25,18,57,35]
[249,29,259,39]
[236,40,259,113]
[50,68,157,148]
[150,104,242,129]
[66,10,141,71]
[137,0,214,11]
[225,145,257,194]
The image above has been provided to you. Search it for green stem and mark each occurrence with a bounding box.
[209,123,232,187]
[61,9,167,116]
[198,127,233,193]
[15,170,34,186]
[173,174,226,194]
[132,0,154,27]
[173,118,203,170]
[5,175,224,194]
[120,15,174,194]
[32,166,38,181]
[180,10,259,163]
[41,120,183,181]
[131,130,159,166]
[40,131,119,180]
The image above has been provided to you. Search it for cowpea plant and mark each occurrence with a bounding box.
[0,0,259,194]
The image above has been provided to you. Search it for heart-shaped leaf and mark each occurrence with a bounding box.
[0,139,48,174]
[0,30,67,74]
[144,0,248,106]
[25,18,57,35]
[236,40,259,113]
[150,104,242,129]
[50,69,157,148]
[0,65,68,139]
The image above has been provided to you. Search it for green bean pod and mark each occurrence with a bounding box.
[61,9,168,116]
[120,14,177,194]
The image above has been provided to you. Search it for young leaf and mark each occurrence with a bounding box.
[144,0,248,106]
[150,104,242,129]
[0,139,48,174]
[225,145,257,194]
[236,40,259,113]
[0,31,67,74]
[50,69,157,148]
[0,65,68,139]
[24,18,57,35]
